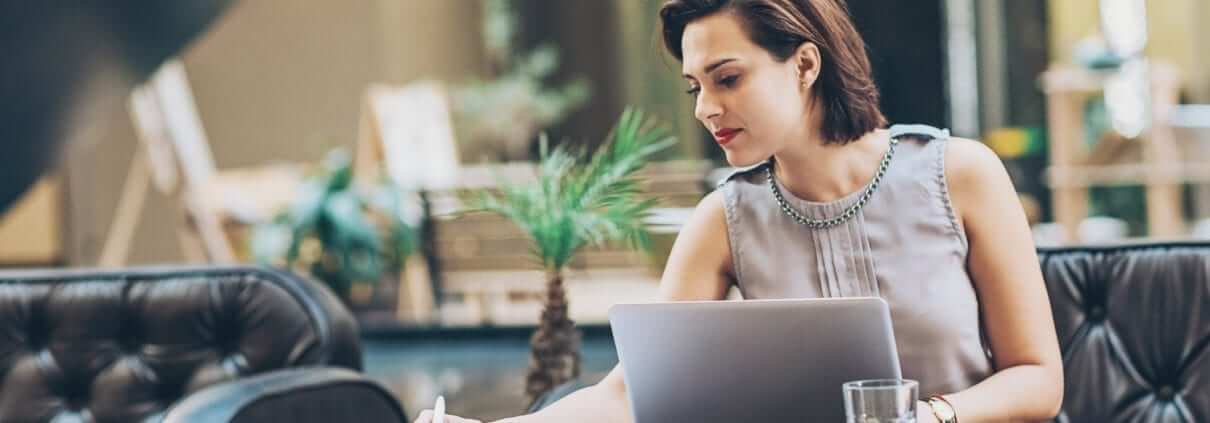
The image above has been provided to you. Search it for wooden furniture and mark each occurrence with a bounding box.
[0,177,64,265]
[1040,61,1206,242]
[99,59,302,267]
[354,81,460,324]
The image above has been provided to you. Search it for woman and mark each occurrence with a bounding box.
[418,0,1063,421]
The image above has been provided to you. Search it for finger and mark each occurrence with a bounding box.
[413,409,432,423]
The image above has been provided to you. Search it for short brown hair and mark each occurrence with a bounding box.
[660,0,886,144]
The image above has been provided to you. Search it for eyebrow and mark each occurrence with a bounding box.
[683,58,737,79]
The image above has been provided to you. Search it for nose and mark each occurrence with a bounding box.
[694,89,723,123]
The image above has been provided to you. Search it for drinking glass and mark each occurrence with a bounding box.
[843,379,918,423]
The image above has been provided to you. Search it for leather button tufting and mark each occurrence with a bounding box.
[1088,306,1106,321]
[0,266,360,423]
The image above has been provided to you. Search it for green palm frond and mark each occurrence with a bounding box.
[469,108,675,271]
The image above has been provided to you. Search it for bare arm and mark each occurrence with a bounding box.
[927,139,1064,422]
[417,191,735,423]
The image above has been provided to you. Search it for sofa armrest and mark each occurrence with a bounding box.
[163,367,407,423]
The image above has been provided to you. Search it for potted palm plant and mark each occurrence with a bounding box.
[468,108,675,404]
[249,148,421,305]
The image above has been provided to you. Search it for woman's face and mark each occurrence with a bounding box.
[682,12,817,167]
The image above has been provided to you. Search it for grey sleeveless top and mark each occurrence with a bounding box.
[719,124,993,397]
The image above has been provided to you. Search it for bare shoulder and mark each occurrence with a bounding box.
[944,137,1005,180]
[942,137,1020,223]
[694,189,727,222]
[657,189,733,300]
[677,189,730,258]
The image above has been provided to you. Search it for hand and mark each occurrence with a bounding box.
[413,409,483,423]
[916,400,939,423]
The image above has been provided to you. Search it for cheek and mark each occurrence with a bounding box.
[743,77,804,137]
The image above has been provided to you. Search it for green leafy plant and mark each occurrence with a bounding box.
[451,0,591,162]
[250,148,420,301]
[467,108,676,404]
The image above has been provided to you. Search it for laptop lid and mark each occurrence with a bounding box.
[609,297,901,422]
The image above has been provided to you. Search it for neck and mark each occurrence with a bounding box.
[771,126,885,203]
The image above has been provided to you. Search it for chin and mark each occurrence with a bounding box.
[722,149,768,168]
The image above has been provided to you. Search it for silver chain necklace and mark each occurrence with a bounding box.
[767,136,899,229]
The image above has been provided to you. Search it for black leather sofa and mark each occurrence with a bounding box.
[1040,242,1209,423]
[0,266,407,422]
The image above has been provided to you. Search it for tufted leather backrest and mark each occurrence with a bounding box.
[0,266,361,422]
[1039,242,1210,423]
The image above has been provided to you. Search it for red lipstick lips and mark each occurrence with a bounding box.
[713,128,741,145]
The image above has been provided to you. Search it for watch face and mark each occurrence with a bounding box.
[931,400,956,419]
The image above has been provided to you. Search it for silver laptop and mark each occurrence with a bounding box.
[609,297,901,422]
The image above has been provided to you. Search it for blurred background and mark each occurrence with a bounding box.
[3,0,1209,419]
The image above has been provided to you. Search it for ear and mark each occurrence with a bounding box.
[794,42,821,90]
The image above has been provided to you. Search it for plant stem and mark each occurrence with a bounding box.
[524,268,582,407]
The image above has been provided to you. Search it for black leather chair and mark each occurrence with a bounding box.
[1039,241,1210,423]
[0,266,407,422]
[0,5,410,420]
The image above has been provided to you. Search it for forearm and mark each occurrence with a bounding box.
[941,364,1063,422]
[493,384,631,423]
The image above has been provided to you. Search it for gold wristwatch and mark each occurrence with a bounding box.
[926,396,958,423]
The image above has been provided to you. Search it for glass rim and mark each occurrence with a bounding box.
[842,379,919,391]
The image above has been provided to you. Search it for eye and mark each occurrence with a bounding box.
[718,75,739,87]
[686,85,701,97]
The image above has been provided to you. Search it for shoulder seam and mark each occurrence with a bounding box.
[934,139,969,253]
[716,161,771,189]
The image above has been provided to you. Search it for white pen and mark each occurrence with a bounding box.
[433,396,446,423]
